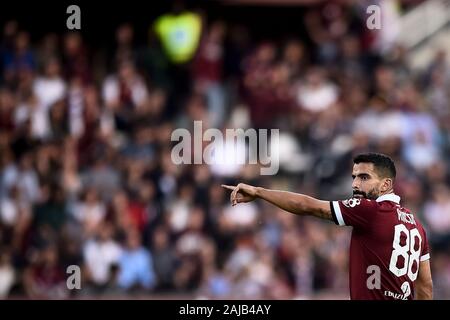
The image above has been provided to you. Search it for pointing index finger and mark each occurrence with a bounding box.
[221,185,236,191]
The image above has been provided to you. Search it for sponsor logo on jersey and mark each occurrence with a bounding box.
[384,281,411,300]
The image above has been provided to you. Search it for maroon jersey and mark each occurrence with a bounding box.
[330,194,430,300]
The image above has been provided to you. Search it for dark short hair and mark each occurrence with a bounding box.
[353,153,396,179]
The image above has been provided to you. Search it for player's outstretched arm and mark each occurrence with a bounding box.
[222,183,332,221]
[415,260,433,300]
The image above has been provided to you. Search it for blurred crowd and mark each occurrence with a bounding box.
[1,0,450,299]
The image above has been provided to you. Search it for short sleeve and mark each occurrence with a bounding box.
[329,198,377,229]
[420,227,430,262]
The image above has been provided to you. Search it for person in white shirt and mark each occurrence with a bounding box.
[83,222,122,288]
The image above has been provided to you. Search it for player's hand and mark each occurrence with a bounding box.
[221,183,257,206]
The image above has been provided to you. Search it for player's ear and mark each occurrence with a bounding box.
[381,178,393,192]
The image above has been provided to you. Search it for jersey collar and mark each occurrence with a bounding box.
[376,193,400,204]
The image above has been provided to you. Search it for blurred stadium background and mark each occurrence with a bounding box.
[1,0,450,299]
